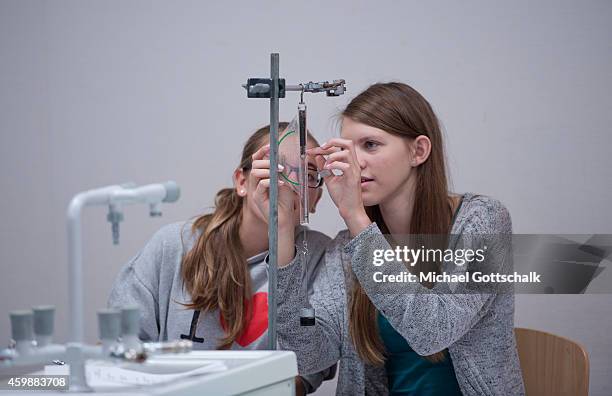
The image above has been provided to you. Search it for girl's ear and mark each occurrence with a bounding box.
[411,135,432,167]
[234,168,248,197]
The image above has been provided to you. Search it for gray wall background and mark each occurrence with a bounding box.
[1,1,610,395]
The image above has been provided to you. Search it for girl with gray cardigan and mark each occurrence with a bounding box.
[255,83,526,395]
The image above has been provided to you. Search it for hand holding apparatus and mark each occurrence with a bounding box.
[249,144,297,230]
[308,139,364,218]
[309,139,372,235]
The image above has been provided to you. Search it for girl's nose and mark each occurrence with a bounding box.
[354,150,367,170]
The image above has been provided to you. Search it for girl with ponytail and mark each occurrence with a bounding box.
[109,123,334,394]
[273,83,525,395]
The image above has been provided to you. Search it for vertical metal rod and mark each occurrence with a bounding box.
[268,53,279,350]
[67,208,84,342]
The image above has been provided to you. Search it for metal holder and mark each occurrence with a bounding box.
[243,54,346,341]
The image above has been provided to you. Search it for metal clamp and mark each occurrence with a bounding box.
[243,78,286,98]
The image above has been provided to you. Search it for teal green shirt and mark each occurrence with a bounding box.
[378,312,462,395]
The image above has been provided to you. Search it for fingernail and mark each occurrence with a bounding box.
[318,169,332,178]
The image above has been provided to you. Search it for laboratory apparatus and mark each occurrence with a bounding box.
[243,55,346,335]
[68,181,180,343]
[2,180,298,394]
[1,305,298,395]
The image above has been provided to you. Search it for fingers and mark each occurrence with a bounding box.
[322,138,354,151]
[255,178,285,192]
[251,144,271,161]
[307,139,359,169]
[319,147,356,180]
[257,178,270,190]
[252,159,270,170]
[250,168,270,180]
[311,150,350,181]
[314,154,327,171]
[252,159,285,173]
[250,162,285,196]
[250,156,286,202]
[324,150,351,164]
[306,138,353,154]
[323,161,350,172]
[307,146,341,156]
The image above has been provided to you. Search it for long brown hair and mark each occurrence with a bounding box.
[181,122,320,349]
[344,82,454,364]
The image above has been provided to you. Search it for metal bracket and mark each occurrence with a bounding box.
[299,80,346,96]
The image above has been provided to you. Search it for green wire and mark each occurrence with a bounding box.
[277,130,300,186]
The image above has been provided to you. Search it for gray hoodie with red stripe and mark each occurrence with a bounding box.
[108,221,334,392]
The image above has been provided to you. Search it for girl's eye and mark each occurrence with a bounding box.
[364,141,379,150]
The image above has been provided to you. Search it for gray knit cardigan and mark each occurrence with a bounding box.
[277,193,526,395]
